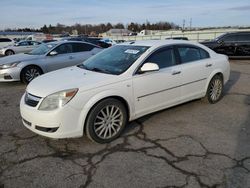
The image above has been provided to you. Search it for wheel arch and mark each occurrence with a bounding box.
[20,64,44,78]
[205,70,224,92]
[78,91,132,135]
[5,49,15,55]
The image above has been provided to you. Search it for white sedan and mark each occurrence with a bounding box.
[20,40,230,143]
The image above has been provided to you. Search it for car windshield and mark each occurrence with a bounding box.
[27,43,57,55]
[80,45,149,75]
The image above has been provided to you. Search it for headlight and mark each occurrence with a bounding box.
[0,61,20,70]
[38,88,78,111]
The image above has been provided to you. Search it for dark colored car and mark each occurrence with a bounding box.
[62,37,111,48]
[42,39,57,43]
[201,32,250,57]
[166,37,189,40]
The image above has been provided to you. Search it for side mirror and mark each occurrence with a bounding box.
[218,39,224,44]
[14,43,19,46]
[49,51,58,56]
[139,62,159,73]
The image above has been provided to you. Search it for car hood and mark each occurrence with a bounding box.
[26,66,118,97]
[0,53,43,65]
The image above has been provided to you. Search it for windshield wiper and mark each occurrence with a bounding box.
[77,64,113,74]
[90,67,112,74]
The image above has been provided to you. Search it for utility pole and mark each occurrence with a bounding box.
[182,19,186,31]
[189,18,192,31]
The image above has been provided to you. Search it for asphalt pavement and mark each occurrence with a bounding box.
[0,60,249,188]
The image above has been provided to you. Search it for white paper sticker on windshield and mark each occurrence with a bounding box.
[124,49,140,54]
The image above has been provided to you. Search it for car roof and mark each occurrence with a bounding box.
[120,40,200,48]
[47,40,101,48]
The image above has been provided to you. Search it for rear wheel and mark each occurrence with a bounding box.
[204,74,223,104]
[85,98,127,143]
[20,66,43,84]
[5,50,14,56]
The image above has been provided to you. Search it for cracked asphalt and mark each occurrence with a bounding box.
[0,60,250,188]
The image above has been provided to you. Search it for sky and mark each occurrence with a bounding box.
[0,0,250,29]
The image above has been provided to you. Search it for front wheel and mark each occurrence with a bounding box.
[204,75,224,104]
[20,66,43,84]
[85,98,127,143]
[5,50,14,56]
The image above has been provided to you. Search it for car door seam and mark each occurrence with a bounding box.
[137,78,207,100]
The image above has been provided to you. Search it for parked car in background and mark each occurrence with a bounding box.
[62,37,111,48]
[115,40,126,44]
[100,38,117,46]
[0,38,14,49]
[166,37,189,40]
[42,39,57,43]
[201,32,250,57]
[0,40,41,56]
[20,40,230,143]
[0,41,102,83]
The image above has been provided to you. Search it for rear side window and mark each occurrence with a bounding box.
[72,43,95,52]
[237,34,250,41]
[145,48,176,69]
[0,38,12,42]
[178,46,210,63]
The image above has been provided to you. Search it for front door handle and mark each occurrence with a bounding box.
[69,56,74,59]
[172,70,181,75]
[206,63,212,67]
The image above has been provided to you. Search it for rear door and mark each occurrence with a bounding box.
[175,45,212,101]
[71,43,102,64]
[235,33,250,56]
[133,46,182,117]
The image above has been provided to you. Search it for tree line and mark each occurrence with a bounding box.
[3,21,179,36]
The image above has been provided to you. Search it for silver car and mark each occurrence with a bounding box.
[0,40,41,56]
[0,41,102,83]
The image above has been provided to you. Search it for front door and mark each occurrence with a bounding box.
[132,47,182,117]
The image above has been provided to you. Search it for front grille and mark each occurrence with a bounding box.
[25,93,41,107]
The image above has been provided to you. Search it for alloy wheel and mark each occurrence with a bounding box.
[93,105,123,139]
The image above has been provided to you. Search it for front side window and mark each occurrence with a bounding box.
[145,48,176,69]
[178,46,209,63]
[28,43,57,55]
[221,35,237,42]
[81,45,149,75]
[54,44,73,54]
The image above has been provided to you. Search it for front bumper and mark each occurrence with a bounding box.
[0,67,21,82]
[20,94,84,139]
[0,49,5,56]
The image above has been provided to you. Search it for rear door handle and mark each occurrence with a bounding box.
[172,70,181,75]
[69,56,74,59]
[206,63,212,67]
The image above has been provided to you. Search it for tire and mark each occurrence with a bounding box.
[85,98,127,143]
[5,50,14,56]
[203,74,224,104]
[20,66,43,84]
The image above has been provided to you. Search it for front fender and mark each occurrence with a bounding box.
[73,89,134,135]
